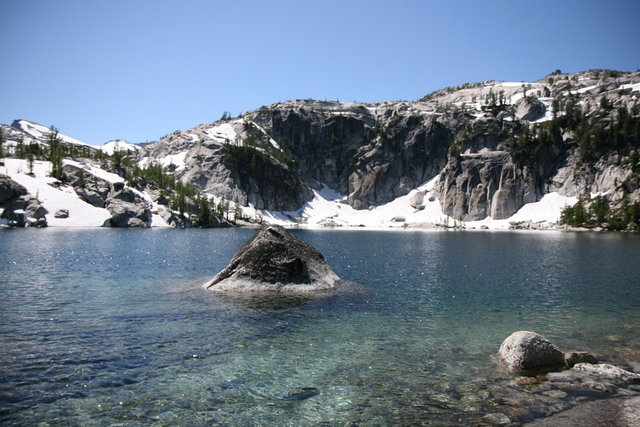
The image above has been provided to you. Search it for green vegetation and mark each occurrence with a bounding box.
[127,161,238,227]
[560,195,640,231]
[482,89,509,116]
[47,127,65,181]
[504,99,640,168]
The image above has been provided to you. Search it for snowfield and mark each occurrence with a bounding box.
[260,176,575,231]
[100,140,142,155]
[2,158,575,230]
[14,120,93,147]
[205,121,239,143]
[3,159,112,227]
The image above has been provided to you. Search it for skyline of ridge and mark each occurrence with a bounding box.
[1,0,639,145]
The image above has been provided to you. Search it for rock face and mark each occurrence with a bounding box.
[499,331,565,374]
[0,174,48,227]
[408,189,425,208]
[104,182,152,227]
[133,69,639,224]
[54,209,69,218]
[4,70,637,228]
[205,225,340,293]
[438,151,538,220]
[76,188,107,208]
[0,174,28,203]
[515,96,546,121]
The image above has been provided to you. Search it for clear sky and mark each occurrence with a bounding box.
[1,0,639,146]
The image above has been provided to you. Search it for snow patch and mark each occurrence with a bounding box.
[158,151,188,170]
[620,82,640,92]
[205,122,238,143]
[498,82,528,88]
[2,159,112,226]
[100,140,141,155]
[465,192,577,229]
[62,159,124,183]
[266,176,445,229]
[577,85,597,94]
[250,121,281,150]
[14,120,92,147]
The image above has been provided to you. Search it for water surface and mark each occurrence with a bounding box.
[1,228,639,425]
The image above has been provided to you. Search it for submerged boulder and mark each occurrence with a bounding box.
[564,351,598,368]
[204,225,340,293]
[499,331,565,374]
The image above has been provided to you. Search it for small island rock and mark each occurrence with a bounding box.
[204,225,340,293]
[499,331,565,374]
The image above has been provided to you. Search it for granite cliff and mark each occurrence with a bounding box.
[2,69,639,229]
[137,69,639,227]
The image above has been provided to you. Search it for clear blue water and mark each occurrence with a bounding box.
[1,228,639,425]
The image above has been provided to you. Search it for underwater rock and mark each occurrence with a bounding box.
[204,225,340,293]
[526,396,640,426]
[283,387,320,401]
[564,351,598,368]
[499,331,565,374]
[571,363,640,384]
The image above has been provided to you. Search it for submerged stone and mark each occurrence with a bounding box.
[204,225,340,293]
[283,387,320,401]
[564,351,598,368]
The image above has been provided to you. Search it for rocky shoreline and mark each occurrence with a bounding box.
[488,331,640,425]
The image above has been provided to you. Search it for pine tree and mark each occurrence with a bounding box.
[589,196,610,223]
[47,127,64,181]
[197,195,211,226]
[16,137,25,158]
[27,153,34,175]
[76,169,86,188]
[233,200,242,222]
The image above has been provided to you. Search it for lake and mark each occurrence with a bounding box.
[1,228,639,425]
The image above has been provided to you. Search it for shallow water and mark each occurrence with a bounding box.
[1,228,639,425]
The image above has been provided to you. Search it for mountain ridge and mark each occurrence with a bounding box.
[2,69,639,230]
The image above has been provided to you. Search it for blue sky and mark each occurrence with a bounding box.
[1,0,639,146]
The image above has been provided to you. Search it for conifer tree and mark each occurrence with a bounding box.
[47,127,64,181]
[16,136,25,158]
[27,153,34,175]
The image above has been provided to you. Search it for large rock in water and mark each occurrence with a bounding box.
[499,331,565,374]
[204,225,340,293]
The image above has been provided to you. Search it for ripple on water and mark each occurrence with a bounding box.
[1,228,639,424]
